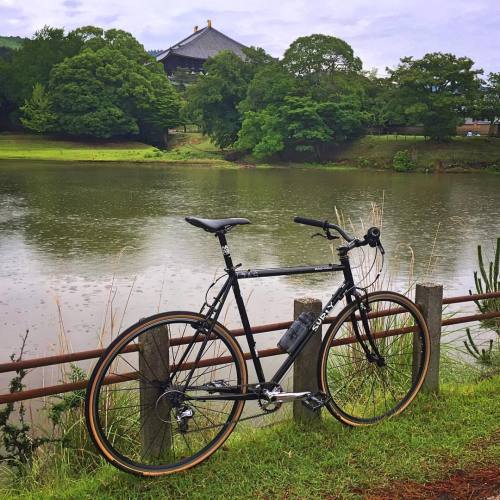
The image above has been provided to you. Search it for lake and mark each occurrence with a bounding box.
[0,161,499,386]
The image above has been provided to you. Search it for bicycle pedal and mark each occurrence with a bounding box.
[302,392,329,412]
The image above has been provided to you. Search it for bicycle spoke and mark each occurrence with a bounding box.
[89,315,245,473]
[323,295,429,424]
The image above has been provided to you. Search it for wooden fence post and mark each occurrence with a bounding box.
[293,297,322,424]
[139,324,172,459]
[415,282,443,393]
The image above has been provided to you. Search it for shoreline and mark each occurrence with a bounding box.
[1,157,498,174]
[1,132,499,173]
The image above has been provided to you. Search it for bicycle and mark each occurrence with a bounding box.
[85,216,431,476]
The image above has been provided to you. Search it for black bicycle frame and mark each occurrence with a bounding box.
[191,230,357,394]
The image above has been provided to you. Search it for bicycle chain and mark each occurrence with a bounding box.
[179,383,280,434]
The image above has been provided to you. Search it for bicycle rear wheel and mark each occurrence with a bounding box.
[318,291,430,426]
[85,311,247,476]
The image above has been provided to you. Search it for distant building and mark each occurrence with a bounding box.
[155,20,247,79]
[457,118,500,137]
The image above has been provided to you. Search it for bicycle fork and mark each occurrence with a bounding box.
[346,292,386,366]
[340,253,385,366]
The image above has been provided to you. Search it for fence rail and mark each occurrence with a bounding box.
[1,288,499,405]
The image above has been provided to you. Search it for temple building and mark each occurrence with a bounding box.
[156,20,247,78]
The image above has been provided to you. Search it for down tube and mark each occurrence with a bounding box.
[270,283,349,384]
[231,276,266,383]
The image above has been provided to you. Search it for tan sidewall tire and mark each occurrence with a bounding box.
[318,291,431,427]
[86,312,248,476]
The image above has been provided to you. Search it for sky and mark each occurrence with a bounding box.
[1,0,499,75]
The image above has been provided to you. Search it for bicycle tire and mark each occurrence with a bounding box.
[318,291,430,426]
[85,311,247,476]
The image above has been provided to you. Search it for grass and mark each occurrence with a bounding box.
[0,133,229,165]
[333,135,500,172]
[2,132,500,172]
[2,373,499,499]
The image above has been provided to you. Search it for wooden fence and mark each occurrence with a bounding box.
[1,284,499,423]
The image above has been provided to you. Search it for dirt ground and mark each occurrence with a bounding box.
[359,466,500,499]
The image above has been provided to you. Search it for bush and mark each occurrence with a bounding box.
[393,149,416,172]
[356,156,371,168]
[143,149,163,159]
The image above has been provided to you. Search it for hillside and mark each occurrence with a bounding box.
[0,35,25,50]
[332,135,500,171]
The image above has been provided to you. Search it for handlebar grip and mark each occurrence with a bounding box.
[293,216,326,229]
[294,216,355,242]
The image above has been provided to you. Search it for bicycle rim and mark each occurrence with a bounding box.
[319,292,430,426]
[85,312,247,476]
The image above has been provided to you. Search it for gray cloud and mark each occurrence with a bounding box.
[0,0,497,73]
[62,0,81,7]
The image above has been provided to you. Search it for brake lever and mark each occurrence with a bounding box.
[378,241,386,255]
[311,229,339,241]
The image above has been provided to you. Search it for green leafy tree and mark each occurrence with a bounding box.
[282,96,332,157]
[236,107,286,158]
[20,83,57,133]
[318,94,370,142]
[170,67,200,92]
[2,26,83,108]
[185,51,255,148]
[238,61,297,114]
[474,73,500,136]
[282,34,362,78]
[237,92,369,160]
[237,96,334,160]
[47,29,180,142]
[388,53,482,140]
[0,26,84,128]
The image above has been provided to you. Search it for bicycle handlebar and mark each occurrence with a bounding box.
[293,216,384,253]
[293,216,355,242]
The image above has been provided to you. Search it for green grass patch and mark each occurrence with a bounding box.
[0,133,230,166]
[335,135,500,171]
[3,374,499,499]
[0,133,155,162]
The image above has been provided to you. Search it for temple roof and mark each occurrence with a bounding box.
[156,25,247,62]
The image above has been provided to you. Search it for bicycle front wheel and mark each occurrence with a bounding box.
[85,311,247,476]
[319,291,430,426]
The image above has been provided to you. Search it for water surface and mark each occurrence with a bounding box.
[0,161,499,384]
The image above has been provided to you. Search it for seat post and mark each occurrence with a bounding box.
[216,231,235,271]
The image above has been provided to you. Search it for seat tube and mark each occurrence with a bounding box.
[216,231,266,383]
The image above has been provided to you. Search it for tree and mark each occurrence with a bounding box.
[388,53,482,140]
[364,77,408,131]
[185,51,256,148]
[47,29,180,143]
[236,96,333,160]
[237,92,369,160]
[318,94,370,142]
[170,67,200,92]
[238,61,297,113]
[282,34,362,78]
[474,73,500,135]
[20,83,56,133]
[2,26,83,107]
[0,26,84,128]
[236,107,286,158]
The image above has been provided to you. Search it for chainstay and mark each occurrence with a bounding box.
[178,383,279,434]
[180,409,275,435]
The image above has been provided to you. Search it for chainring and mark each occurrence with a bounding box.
[257,383,283,413]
